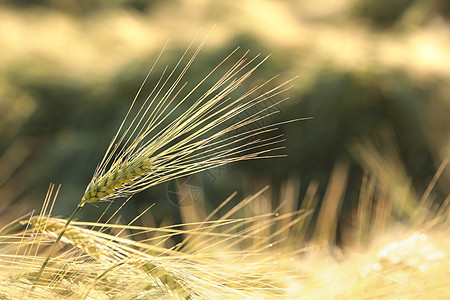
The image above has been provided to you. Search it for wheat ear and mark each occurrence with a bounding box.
[80,38,303,205]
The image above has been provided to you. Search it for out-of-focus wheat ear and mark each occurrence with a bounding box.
[131,259,194,300]
[28,217,112,261]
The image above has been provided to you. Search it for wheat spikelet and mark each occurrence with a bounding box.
[26,217,116,262]
[81,38,300,205]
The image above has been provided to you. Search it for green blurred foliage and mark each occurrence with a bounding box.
[285,69,441,207]
[0,0,448,226]
[352,0,450,28]
[1,0,169,14]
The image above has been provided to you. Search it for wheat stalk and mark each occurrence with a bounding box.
[33,36,301,285]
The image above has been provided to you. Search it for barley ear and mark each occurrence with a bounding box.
[81,157,154,205]
[80,44,297,206]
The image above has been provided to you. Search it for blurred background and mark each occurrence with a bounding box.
[0,0,449,235]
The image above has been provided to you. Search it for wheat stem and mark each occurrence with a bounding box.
[32,202,83,287]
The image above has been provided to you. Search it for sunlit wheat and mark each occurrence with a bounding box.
[81,38,300,206]
[32,35,302,286]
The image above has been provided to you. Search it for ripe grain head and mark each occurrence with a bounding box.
[81,37,301,206]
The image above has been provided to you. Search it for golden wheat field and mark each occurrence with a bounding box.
[1,155,448,299]
[1,1,449,299]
